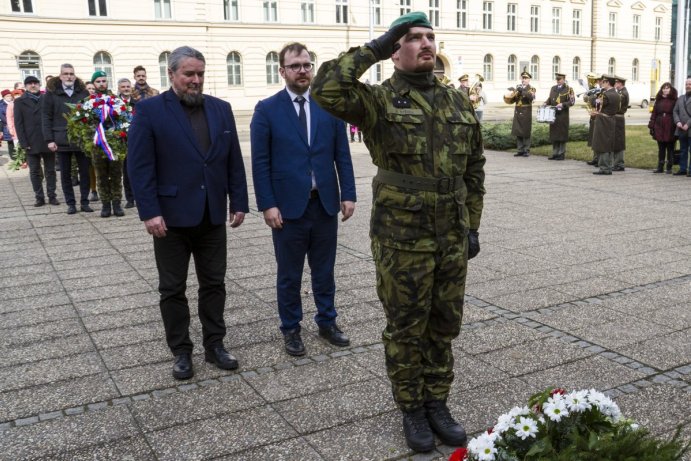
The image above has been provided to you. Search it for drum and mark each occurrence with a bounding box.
[537,106,556,123]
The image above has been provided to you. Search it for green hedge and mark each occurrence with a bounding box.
[481,122,589,150]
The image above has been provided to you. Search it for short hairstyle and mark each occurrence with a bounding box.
[279,42,309,67]
[117,78,131,85]
[168,46,205,72]
[603,77,615,86]
[133,65,146,74]
[60,63,74,72]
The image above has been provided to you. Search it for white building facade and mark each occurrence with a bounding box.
[0,0,672,111]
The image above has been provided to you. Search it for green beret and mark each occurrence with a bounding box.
[91,70,107,83]
[390,11,432,30]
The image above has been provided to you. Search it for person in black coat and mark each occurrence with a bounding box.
[14,75,58,206]
[41,64,93,214]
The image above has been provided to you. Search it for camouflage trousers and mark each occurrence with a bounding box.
[92,155,123,202]
[372,238,467,411]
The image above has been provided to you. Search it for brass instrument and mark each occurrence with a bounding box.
[582,72,602,114]
[437,74,453,87]
[468,73,484,109]
[503,83,522,104]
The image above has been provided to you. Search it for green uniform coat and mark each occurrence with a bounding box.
[544,84,575,142]
[592,88,621,154]
[505,86,535,138]
[614,87,629,152]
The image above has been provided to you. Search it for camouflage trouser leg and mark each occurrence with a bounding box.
[92,155,124,202]
[373,239,466,411]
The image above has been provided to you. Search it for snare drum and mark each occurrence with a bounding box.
[537,106,556,123]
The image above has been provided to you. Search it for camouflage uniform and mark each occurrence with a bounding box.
[312,46,485,411]
[91,153,124,201]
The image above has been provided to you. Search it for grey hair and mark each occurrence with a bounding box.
[117,78,131,85]
[168,46,205,72]
[60,63,74,71]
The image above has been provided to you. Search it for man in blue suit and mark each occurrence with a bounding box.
[127,46,249,380]
[251,42,356,356]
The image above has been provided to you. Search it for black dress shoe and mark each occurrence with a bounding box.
[205,346,239,370]
[49,197,60,205]
[34,198,45,207]
[586,160,598,166]
[513,152,525,157]
[172,353,194,380]
[402,408,435,452]
[81,204,94,212]
[593,170,612,175]
[283,329,306,356]
[318,324,350,347]
[66,205,77,215]
[424,400,467,446]
[124,201,135,209]
[612,167,625,171]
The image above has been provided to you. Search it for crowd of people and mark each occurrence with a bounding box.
[1,64,159,214]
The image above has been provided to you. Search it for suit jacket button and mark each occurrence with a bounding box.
[201,185,205,190]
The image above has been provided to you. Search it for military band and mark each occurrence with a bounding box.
[504,70,535,157]
[544,72,575,160]
[613,76,629,172]
[591,75,621,175]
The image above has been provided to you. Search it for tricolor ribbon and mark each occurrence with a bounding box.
[93,95,116,161]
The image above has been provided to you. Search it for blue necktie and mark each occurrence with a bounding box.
[295,96,307,139]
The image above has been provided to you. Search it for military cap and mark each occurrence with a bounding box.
[23,75,40,85]
[555,73,566,79]
[521,70,532,79]
[1,89,10,97]
[91,70,107,83]
[614,75,626,83]
[390,11,433,30]
[458,74,469,82]
[600,73,615,80]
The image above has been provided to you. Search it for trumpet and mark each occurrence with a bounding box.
[504,83,525,103]
[468,73,484,109]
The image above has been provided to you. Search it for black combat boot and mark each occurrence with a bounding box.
[424,400,468,446]
[653,162,664,173]
[112,200,125,217]
[101,201,112,218]
[666,160,674,174]
[402,408,435,452]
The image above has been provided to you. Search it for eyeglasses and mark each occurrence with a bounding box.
[284,63,314,72]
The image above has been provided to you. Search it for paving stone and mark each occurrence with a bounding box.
[0,317,85,348]
[0,334,94,368]
[456,321,545,355]
[32,435,157,461]
[617,329,690,371]
[0,352,103,393]
[90,321,165,349]
[73,291,160,316]
[215,437,323,461]
[616,383,691,435]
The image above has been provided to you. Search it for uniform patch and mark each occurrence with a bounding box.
[392,96,412,108]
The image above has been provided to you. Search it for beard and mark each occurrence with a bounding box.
[180,90,204,107]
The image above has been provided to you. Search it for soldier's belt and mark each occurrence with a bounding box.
[375,168,464,194]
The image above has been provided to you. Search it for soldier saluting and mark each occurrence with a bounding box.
[504,69,536,157]
[312,11,485,453]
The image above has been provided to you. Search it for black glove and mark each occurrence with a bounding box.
[467,229,480,260]
[365,21,412,61]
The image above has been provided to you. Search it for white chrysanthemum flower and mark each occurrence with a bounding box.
[565,390,591,413]
[493,413,514,435]
[508,406,530,418]
[513,416,539,440]
[544,397,569,422]
[468,433,497,461]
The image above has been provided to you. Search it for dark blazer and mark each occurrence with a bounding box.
[126,89,249,227]
[14,94,50,154]
[251,89,356,220]
[41,77,89,151]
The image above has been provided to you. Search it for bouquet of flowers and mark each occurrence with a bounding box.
[65,93,133,161]
[450,387,689,461]
[7,146,27,171]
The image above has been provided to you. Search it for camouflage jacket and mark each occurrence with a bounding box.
[312,46,485,252]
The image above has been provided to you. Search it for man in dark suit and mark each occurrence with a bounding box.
[251,42,356,357]
[14,75,58,207]
[127,46,249,380]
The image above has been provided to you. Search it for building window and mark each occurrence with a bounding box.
[227,52,242,86]
[301,1,314,23]
[530,55,539,81]
[552,7,561,34]
[375,63,382,82]
[482,2,492,30]
[457,0,467,29]
[483,54,493,81]
[608,57,616,75]
[224,0,238,21]
[530,5,539,33]
[263,1,277,22]
[400,0,411,16]
[507,3,516,31]
[266,52,280,85]
[429,0,440,28]
[507,54,517,82]
[572,9,581,35]
[373,0,381,25]
[552,56,561,77]
[336,0,348,24]
[88,0,107,16]
[632,58,639,82]
[17,50,41,81]
[655,17,662,41]
[154,0,171,19]
[632,14,640,39]
[608,12,616,37]
[11,0,33,13]
[572,57,580,82]
[159,51,170,88]
[93,51,113,88]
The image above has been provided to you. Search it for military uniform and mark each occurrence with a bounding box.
[544,74,575,159]
[592,83,621,175]
[613,78,629,171]
[312,47,485,412]
[504,72,535,156]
